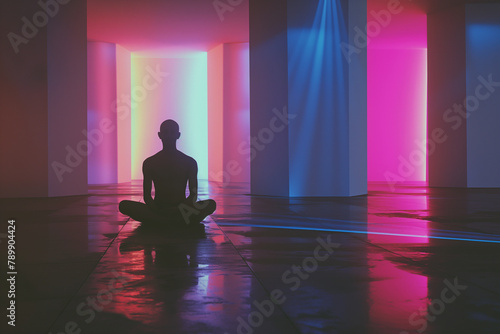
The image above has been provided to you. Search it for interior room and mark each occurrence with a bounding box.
[1,0,500,333]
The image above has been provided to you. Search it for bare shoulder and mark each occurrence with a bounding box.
[142,152,161,169]
[143,157,151,167]
[178,151,197,169]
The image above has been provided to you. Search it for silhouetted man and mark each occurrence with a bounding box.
[119,120,216,231]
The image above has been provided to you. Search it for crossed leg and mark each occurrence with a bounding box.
[119,199,216,229]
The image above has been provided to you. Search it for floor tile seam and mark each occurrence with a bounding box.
[212,217,303,334]
[44,208,132,333]
[216,212,500,243]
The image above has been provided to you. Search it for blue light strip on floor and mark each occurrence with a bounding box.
[215,222,500,244]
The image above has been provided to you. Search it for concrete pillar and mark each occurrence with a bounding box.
[87,42,117,184]
[208,43,250,186]
[116,45,132,183]
[208,44,225,183]
[47,0,88,196]
[465,4,500,188]
[86,42,131,185]
[428,5,467,187]
[249,0,367,197]
[249,0,290,196]
[0,1,49,198]
[0,0,87,198]
[428,4,500,188]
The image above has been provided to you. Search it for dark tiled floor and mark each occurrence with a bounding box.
[1,181,500,334]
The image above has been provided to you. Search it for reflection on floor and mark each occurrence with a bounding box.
[1,181,499,334]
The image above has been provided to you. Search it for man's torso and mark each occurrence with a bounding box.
[144,150,194,207]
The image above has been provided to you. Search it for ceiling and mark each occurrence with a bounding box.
[370,0,500,13]
[87,0,500,54]
[87,0,249,56]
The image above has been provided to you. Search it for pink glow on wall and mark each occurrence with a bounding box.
[366,1,427,50]
[87,42,118,184]
[208,45,225,183]
[367,48,427,182]
[116,45,131,183]
[223,43,250,184]
[208,43,250,185]
[366,2,427,183]
[87,42,132,184]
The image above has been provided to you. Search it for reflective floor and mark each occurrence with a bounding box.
[1,181,500,334]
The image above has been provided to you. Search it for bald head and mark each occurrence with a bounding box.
[160,119,179,133]
[158,119,180,144]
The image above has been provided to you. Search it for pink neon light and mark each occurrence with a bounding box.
[367,2,427,183]
[368,48,427,182]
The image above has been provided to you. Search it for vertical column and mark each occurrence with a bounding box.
[116,45,132,183]
[0,1,49,197]
[85,42,130,185]
[465,4,500,188]
[0,0,87,197]
[208,44,225,182]
[47,0,88,196]
[87,42,117,185]
[428,4,500,188]
[208,43,250,185]
[427,5,467,187]
[347,0,368,196]
[287,0,367,197]
[250,0,367,197]
[249,0,290,196]
[223,43,250,184]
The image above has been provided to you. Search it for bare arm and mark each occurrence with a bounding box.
[187,159,198,204]
[142,160,155,207]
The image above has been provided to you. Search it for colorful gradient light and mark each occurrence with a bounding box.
[131,54,208,180]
